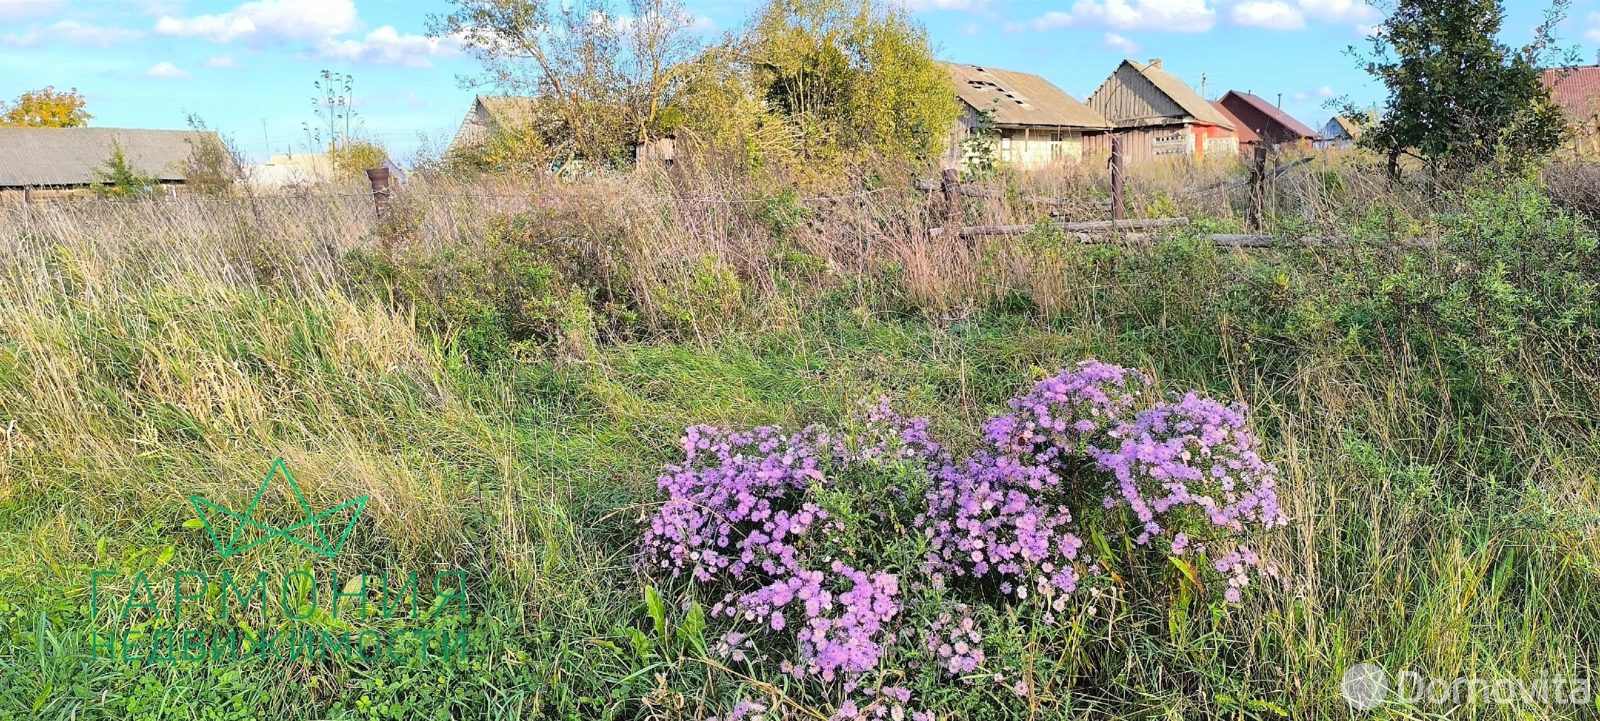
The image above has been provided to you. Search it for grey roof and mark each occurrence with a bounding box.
[0,127,222,187]
[945,63,1110,129]
[1125,60,1235,129]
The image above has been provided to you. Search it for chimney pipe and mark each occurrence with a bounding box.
[1277,93,1282,108]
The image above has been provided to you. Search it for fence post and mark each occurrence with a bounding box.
[940,166,964,230]
[365,167,391,220]
[1248,146,1267,232]
[1110,135,1125,222]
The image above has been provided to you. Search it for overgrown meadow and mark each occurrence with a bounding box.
[0,159,1598,719]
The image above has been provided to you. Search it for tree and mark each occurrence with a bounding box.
[92,145,159,199]
[301,70,390,178]
[1353,0,1573,177]
[430,0,702,162]
[744,0,959,165]
[0,86,92,127]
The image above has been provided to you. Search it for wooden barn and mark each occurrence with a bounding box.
[0,126,227,203]
[446,95,540,156]
[943,62,1111,170]
[1212,91,1317,153]
[1316,116,1362,150]
[1084,59,1237,163]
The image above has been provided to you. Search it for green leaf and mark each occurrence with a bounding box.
[644,586,666,640]
[676,601,706,656]
[182,518,205,529]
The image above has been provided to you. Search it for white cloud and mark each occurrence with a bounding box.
[1586,13,1600,43]
[1103,32,1140,55]
[1231,1,1304,30]
[144,60,191,78]
[155,0,358,43]
[1295,0,1377,24]
[0,0,65,23]
[689,15,715,32]
[314,25,459,67]
[1,19,143,46]
[203,54,234,68]
[1012,0,1216,34]
[1291,85,1336,102]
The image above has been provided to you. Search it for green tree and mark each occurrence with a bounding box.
[0,86,92,127]
[745,0,958,165]
[1354,0,1572,177]
[430,0,701,163]
[92,146,159,199]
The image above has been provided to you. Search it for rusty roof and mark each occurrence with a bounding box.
[1218,90,1317,139]
[0,127,222,188]
[1210,101,1259,144]
[945,63,1110,129]
[1542,66,1600,120]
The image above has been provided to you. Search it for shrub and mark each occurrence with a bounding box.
[642,362,1287,718]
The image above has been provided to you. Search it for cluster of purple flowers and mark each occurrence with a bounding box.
[924,605,985,678]
[921,362,1148,604]
[1090,391,1286,595]
[640,410,935,709]
[829,686,920,721]
[921,361,1285,605]
[642,362,1287,720]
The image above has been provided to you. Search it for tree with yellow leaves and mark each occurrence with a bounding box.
[0,86,92,127]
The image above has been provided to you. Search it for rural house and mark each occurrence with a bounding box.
[447,95,540,156]
[1541,66,1600,153]
[943,62,1111,170]
[1212,91,1317,153]
[0,126,227,202]
[1315,116,1363,149]
[1085,59,1237,163]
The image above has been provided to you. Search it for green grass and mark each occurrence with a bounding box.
[0,177,1597,720]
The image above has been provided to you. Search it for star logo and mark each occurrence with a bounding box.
[190,459,367,559]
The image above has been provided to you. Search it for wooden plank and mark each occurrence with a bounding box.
[933,217,1190,238]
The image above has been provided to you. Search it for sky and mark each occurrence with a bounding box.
[0,0,1593,162]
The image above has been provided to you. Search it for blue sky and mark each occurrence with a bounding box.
[0,0,1591,162]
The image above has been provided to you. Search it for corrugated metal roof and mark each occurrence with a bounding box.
[1218,91,1317,139]
[945,63,1110,129]
[1125,60,1234,129]
[1542,66,1600,119]
[0,127,221,187]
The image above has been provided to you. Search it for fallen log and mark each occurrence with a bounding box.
[931,217,1190,238]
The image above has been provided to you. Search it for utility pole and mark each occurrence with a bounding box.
[1201,73,1207,100]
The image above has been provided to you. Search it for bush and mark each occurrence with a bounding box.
[642,364,1287,719]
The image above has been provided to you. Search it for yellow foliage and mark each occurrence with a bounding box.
[0,86,92,128]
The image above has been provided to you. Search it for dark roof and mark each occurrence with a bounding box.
[1542,66,1600,120]
[1218,91,1317,139]
[944,63,1110,129]
[0,127,220,187]
[1124,59,1234,129]
[1210,101,1259,144]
